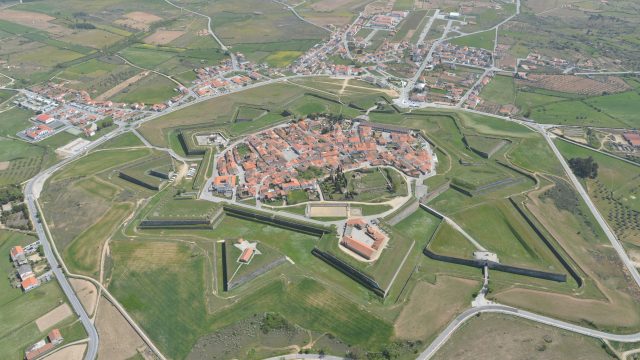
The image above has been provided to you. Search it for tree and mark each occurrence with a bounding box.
[568,156,598,179]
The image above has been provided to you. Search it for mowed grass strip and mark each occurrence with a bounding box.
[109,240,207,359]
[52,148,151,181]
[64,202,134,277]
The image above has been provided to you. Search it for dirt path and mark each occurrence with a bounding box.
[96,71,149,101]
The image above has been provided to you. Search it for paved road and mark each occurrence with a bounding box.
[417,303,640,359]
[162,0,239,69]
[540,128,640,287]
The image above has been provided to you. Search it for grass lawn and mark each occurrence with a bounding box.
[529,99,628,127]
[0,107,34,137]
[583,90,640,128]
[480,75,516,104]
[64,202,134,277]
[263,51,303,67]
[515,89,567,116]
[96,132,145,150]
[507,136,564,175]
[286,189,309,205]
[555,139,640,244]
[450,30,495,50]
[427,222,476,258]
[52,148,151,181]
[451,199,566,272]
[432,313,612,360]
[110,74,177,104]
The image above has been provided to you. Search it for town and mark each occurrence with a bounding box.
[210,117,435,202]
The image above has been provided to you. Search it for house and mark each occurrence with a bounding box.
[48,329,63,345]
[35,113,54,124]
[17,264,34,280]
[212,175,237,196]
[239,247,254,263]
[623,132,640,147]
[25,341,53,360]
[10,246,26,264]
[21,277,39,292]
[84,122,97,137]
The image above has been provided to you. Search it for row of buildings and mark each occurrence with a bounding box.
[24,328,64,360]
[9,242,43,292]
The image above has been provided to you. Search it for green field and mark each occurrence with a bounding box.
[529,99,628,127]
[555,139,640,244]
[450,30,495,51]
[110,74,177,104]
[263,51,303,67]
[480,75,516,104]
[52,148,151,182]
[427,222,477,258]
[110,212,401,359]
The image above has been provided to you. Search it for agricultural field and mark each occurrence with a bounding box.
[450,30,495,51]
[555,140,640,246]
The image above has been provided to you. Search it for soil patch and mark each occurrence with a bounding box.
[0,161,9,171]
[115,12,162,31]
[42,343,87,360]
[70,278,98,316]
[433,313,612,360]
[394,276,479,340]
[96,297,145,360]
[0,9,69,35]
[98,71,148,101]
[35,303,73,332]
[144,30,185,45]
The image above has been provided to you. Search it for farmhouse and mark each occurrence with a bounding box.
[623,132,640,147]
[17,263,34,280]
[21,277,40,292]
[10,245,27,265]
[24,329,63,360]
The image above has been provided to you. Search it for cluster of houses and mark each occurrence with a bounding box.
[192,58,269,97]
[340,217,388,260]
[213,117,435,201]
[24,328,64,360]
[411,65,482,104]
[366,11,408,30]
[9,242,44,292]
[433,42,493,68]
[518,53,571,73]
